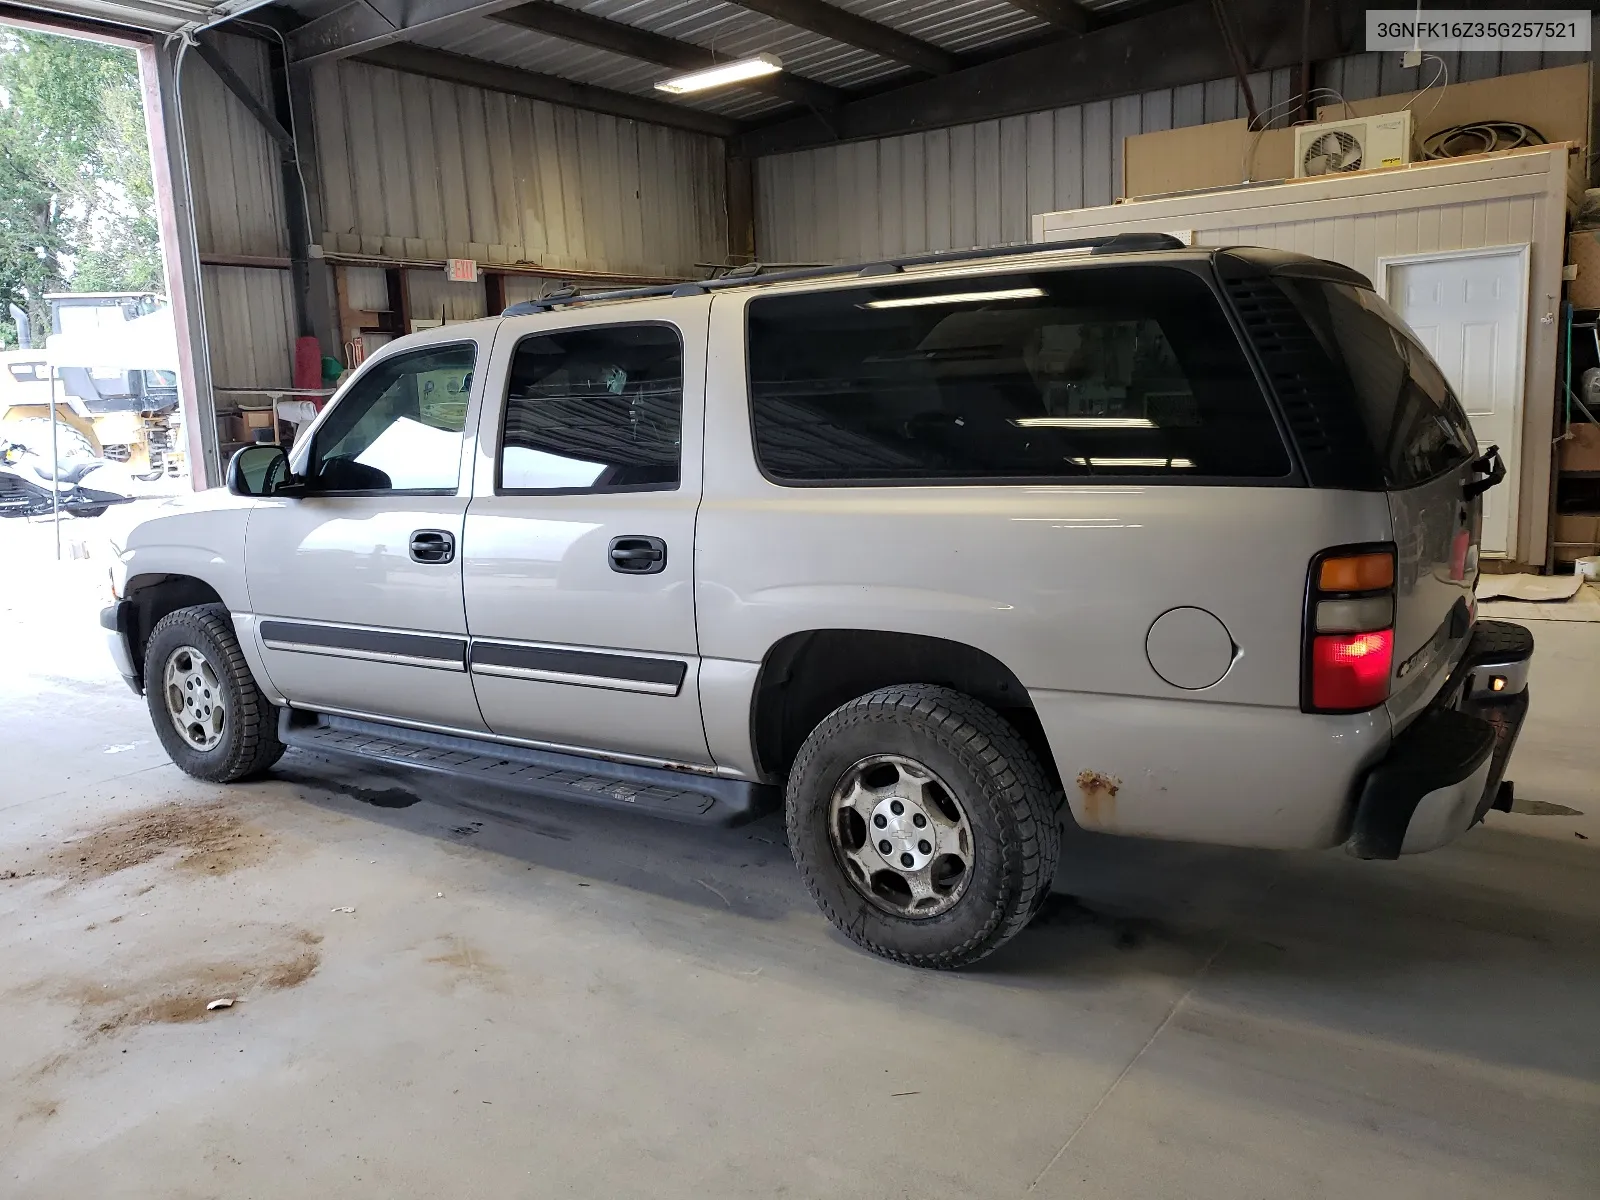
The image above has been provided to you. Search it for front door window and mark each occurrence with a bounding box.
[310,344,476,492]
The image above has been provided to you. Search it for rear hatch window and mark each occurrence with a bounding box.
[1273,278,1477,486]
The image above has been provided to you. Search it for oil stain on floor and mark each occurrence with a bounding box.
[332,784,422,810]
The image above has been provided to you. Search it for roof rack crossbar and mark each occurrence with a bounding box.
[498,232,1187,315]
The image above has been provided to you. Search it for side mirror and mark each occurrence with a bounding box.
[227,444,291,497]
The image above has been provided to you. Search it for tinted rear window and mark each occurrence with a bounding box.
[1277,279,1476,488]
[499,324,682,493]
[746,265,1290,483]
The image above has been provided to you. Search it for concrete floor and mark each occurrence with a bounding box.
[3,509,1598,1198]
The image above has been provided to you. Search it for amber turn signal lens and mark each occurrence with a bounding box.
[1318,552,1395,593]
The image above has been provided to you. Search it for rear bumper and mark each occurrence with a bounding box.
[1346,619,1532,859]
[100,601,142,695]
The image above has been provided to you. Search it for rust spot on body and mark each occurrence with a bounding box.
[1076,770,1121,826]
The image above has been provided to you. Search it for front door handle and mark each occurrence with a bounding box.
[609,535,667,574]
[410,529,455,564]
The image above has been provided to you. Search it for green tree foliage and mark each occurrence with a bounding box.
[0,30,162,347]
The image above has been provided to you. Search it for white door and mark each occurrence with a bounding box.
[1385,249,1526,556]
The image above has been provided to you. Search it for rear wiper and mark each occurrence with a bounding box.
[1463,445,1505,501]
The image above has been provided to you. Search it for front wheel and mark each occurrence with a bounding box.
[144,604,285,782]
[785,685,1060,969]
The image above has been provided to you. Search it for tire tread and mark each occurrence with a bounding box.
[785,684,1060,969]
[145,604,284,782]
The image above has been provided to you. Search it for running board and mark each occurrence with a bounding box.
[278,709,776,827]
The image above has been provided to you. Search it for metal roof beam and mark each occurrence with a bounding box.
[195,36,295,152]
[355,42,742,136]
[1002,0,1091,34]
[735,0,1365,157]
[287,0,529,65]
[490,1,844,110]
[722,0,958,75]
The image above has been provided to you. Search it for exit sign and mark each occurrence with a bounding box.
[445,258,479,283]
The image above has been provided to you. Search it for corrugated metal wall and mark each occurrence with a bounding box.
[343,266,390,313]
[184,34,287,260]
[182,37,735,409]
[406,271,487,324]
[201,266,295,390]
[755,49,1589,264]
[310,59,729,278]
[183,33,295,391]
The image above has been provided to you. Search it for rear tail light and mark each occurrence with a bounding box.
[1310,629,1394,710]
[1304,545,1397,713]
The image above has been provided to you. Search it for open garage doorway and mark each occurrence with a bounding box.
[0,13,201,500]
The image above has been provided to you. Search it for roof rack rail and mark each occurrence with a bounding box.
[498,232,1188,315]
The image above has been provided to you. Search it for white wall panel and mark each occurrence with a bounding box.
[311,59,728,278]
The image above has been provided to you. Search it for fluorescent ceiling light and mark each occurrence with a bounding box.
[1011,417,1156,429]
[656,53,783,95]
[1068,456,1195,469]
[864,287,1044,310]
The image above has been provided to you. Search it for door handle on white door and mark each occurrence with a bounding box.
[608,535,667,574]
[410,529,455,564]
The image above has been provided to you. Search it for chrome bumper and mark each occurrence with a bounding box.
[1346,620,1532,859]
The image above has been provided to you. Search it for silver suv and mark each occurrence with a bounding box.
[103,236,1531,968]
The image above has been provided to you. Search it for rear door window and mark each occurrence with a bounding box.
[497,323,682,493]
[1276,279,1476,488]
[746,264,1289,484]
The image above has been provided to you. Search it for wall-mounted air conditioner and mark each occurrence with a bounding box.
[1293,112,1413,178]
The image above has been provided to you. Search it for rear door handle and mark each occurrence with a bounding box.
[410,529,455,564]
[609,535,666,574]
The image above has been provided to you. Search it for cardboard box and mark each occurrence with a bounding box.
[1123,120,1294,199]
[1124,63,1590,205]
[215,413,245,445]
[1567,235,1600,309]
[1553,513,1600,550]
[1560,422,1600,471]
[241,408,276,431]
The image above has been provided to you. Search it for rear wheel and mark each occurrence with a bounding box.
[144,604,284,782]
[786,685,1060,969]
